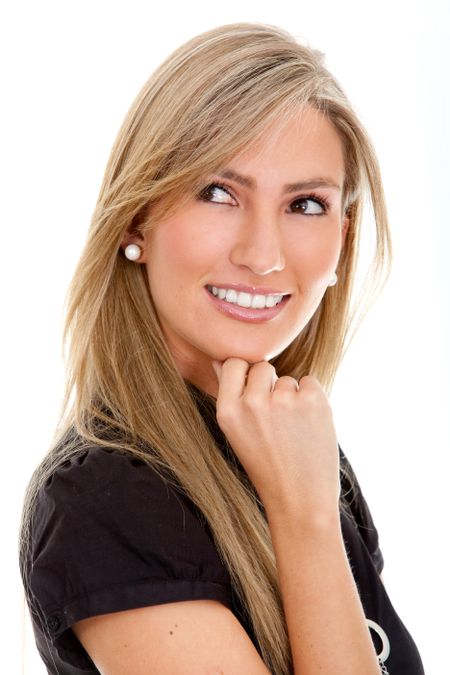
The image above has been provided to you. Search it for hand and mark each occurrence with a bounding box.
[212,357,341,518]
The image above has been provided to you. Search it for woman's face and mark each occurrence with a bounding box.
[126,107,348,397]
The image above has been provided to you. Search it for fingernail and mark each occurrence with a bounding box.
[270,372,278,392]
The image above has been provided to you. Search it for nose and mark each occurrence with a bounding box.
[229,210,286,276]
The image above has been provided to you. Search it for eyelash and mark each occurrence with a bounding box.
[197,182,330,215]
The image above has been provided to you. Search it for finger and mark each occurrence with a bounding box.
[272,375,300,392]
[297,374,323,394]
[244,361,277,396]
[216,357,251,403]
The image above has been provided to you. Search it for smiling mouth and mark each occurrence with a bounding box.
[205,285,290,309]
[204,285,291,323]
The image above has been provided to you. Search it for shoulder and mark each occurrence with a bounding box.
[28,443,231,624]
[31,443,222,566]
[32,445,181,550]
[38,443,169,494]
[25,443,233,671]
[35,444,175,513]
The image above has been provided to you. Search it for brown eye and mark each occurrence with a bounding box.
[198,183,234,204]
[290,197,328,215]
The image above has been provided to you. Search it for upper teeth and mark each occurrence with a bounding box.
[208,286,285,309]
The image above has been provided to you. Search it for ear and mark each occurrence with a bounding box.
[120,221,148,262]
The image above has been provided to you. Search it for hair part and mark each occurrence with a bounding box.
[20,22,392,674]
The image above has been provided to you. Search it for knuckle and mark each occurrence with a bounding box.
[299,376,328,407]
[242,392,265,410]
[301,388,321,405]
[299,374,320,388]
[215,403,235,425]
[272,388,297,407]
[279,375,299,387]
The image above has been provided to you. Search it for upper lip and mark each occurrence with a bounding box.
[206,283,291,296]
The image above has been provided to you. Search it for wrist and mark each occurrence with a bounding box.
[265,500,342,536]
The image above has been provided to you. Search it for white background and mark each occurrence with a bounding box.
[1,1,448,673]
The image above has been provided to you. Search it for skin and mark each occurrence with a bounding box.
[122,106,349,399]
[78,106,383,673]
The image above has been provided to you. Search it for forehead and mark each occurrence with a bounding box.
[227,107,345,182]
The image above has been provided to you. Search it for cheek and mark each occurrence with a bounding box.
[287,228,342,285]
[144,219,221,292]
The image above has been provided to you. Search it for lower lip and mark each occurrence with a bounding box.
[204,287,291,323]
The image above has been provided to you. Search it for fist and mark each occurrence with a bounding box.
[212,357,340,517]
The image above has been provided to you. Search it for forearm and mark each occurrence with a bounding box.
[266,506,381,675]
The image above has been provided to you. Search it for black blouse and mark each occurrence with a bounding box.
[22,398,424,674]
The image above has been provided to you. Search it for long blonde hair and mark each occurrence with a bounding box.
[20,22,391,674]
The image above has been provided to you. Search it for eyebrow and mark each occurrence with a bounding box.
[217,169,342,193]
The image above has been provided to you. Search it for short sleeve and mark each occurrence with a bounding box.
[29,446,233,669]
[339,445,385,575]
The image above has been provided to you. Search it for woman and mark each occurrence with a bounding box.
[19,22,424,675]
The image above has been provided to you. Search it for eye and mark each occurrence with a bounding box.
[289,194,329,216]
[197,183,235,205]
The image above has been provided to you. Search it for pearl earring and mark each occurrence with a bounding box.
[124,244,142,261]
[328,272,338,287]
